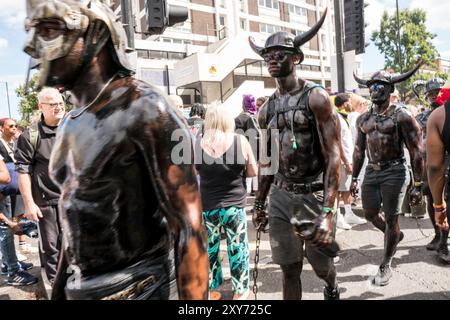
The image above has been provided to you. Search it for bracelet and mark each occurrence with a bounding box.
[322,206,334,214]
[414,181,423,187]
[254,200,266,211]
[433,202,446,209]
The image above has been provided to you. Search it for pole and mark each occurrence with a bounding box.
[4,82,11,118]
[396,0,402,73]
[334,0,345,92]
[121,0,135,49]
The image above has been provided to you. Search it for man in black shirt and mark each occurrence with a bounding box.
[15,87,65,284]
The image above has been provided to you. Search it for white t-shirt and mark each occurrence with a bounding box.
[338,113,354,164]
[348,111,360,144]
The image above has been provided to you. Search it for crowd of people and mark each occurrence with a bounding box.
[0,0,448,301]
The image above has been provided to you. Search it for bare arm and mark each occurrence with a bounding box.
[352,114,367,179]
[427,108,446,205]
[255,100,274,202]
[134,96,208,300]
[309,89,341,209]
[0,160,11,184]
[399,110,424,183]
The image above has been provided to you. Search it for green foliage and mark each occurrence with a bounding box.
[371,9,440,100]
[15,73,40,127]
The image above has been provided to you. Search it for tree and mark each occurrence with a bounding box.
[371,9,440,100]
[15,73,40,127]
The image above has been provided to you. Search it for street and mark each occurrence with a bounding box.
[0,200,449,300]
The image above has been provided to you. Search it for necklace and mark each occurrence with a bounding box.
[70,73,119,119]
[374,104,392,117]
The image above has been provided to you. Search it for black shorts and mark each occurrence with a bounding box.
[361,163,409,215]
[268,185,336,272]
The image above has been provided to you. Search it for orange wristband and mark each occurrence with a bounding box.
[433,202,447,209]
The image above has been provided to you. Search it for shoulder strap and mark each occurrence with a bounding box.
[29,121,39,157]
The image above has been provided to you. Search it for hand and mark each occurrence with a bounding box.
[252,208,268,232]
[409,186,423,206]
[312,213,334,247]
[350,180,359,198]
[344,163,353,175]
[435,208,449,231]
[24,203,43,222]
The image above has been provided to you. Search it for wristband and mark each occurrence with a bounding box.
[352,177,358,182]
[433,202,446,209]
[322,206,334,214]
[254,200,266,212]
[414,181,423,187]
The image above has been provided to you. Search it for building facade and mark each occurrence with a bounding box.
[109,0,338,111]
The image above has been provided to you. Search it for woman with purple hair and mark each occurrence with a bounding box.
[235,94,260,195]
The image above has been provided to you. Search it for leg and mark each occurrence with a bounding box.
[220,207,250,298]
[425,193,441,250]
[361,170,384,231]
[305,243,338,299]
[0,196,20,276]
[280,262,303,300]
[202,209,224,292]
[38,205,62,284]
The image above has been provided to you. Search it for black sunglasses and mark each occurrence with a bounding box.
[263,51,293,63]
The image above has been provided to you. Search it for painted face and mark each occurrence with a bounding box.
[426,89,440,105]
[263,48,298,78]
[369,82,393,105]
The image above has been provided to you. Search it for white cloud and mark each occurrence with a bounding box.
[0,2,26,30]
[0,37,8,49]
[410,0,450,32]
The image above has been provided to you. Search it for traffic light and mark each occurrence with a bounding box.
[343,0,369,54]
[146,0,189,35]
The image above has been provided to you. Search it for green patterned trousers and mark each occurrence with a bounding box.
[202,206,250,295]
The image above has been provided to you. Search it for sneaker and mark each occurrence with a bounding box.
[437,246,450,264]
[344,211,367,225]
[336,213,352,230]
[1,261,33,275]
[426,235,441,251]
[371,265,392,286]
[7,269,38,286]
[19,243,39,254]
[323,285,340,300]
[16,252,27,262]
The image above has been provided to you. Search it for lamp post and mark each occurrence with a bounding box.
[0,81,12,118]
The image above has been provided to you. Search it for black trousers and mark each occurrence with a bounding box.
[38,204,61,284]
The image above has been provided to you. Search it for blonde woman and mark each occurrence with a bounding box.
[195,103,257,300]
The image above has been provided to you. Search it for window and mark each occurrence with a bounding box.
[321,34,326,52]
[168,52,186,60]
[240,19,246,30]
[137,49,149,59]
[260,23,281,34]
[288,4,307,16]
[259,0,279,10]
[219,16,225,26]
[149,51,167,60]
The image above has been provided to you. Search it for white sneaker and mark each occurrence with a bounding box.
[16,252,28,262]
[336,213,352,230]
[344,212,367,225]
[19,243,39,254]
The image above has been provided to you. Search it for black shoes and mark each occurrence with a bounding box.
[1,261,34,275]
[7,269,38,286]
[426,235,441,251]
[323,285,340,300]
[437,246,450,264]
[371,265,392,286]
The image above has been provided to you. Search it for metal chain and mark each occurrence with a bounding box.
[252,228,261,300]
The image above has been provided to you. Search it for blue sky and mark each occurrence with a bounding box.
[0,0,449,120]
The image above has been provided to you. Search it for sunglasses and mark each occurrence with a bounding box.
[262,51,293,62]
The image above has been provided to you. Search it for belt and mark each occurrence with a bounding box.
[273,177,323,194]
[367,158,405,171]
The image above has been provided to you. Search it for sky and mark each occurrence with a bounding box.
[0,0,450,120]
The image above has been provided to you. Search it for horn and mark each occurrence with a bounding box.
[412,80,426,99]
[294,7,328,47]
[391,59,424,84]
[248,36,264,56]
[353,72,368,87]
